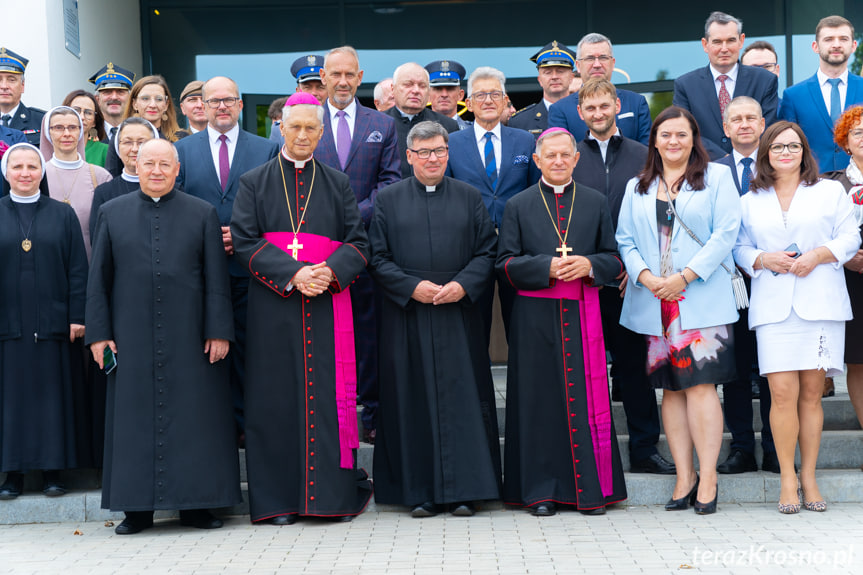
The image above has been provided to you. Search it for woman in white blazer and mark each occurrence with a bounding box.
[734,121,860,514]
[617,107,741,516]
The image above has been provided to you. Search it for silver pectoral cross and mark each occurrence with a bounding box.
[287,234,303,259]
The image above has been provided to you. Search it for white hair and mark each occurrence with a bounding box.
[467,67,506,97]
[282,103,325,124]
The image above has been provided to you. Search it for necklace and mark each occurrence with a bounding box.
[538,180,576,259]
[660,176,680,220]
[55,163,82,204]
[277,154,316,259]
[14,202,37,252]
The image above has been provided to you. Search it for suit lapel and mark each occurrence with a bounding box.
[497,127,513,188]
[224,130,247,194]
[639,180,660,243]
[196,133,221,194]
[318,102,338,164]
[805,74,833,131]
[345,103,369,168]
[699,66,724,131]
[466,129,492,193]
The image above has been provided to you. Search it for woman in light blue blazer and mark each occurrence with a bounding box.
[734,121,860,514]
[617,107,741,515]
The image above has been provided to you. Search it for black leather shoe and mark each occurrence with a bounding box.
[411,502,438,518]
[362,428,377,444]
[694,486,718,515]
[451,502,475,517]
[179,509,223,529]
[331,515,354,522]
[761,451,781,473]
[115,512,154,535]
[717,449,758,474]
[531,503,556,517]
[580,507,606,516]
[0,472,24,500]
[665,474,699,511]
[630,453,676,474]
[268,514,298,525]
[41,471,66,497]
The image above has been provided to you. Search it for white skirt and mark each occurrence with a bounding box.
[755,309,845,377]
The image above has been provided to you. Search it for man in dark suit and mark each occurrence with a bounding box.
[713,96,778,473]
[779,15,862,172]
[0,48,44,147]
[673,11,778,160]
[175,76,279,442]
[549,33,651,145]
[446,66,540,342]
[386,62,458,179]
[318,46,401,443]
[509,41,576,139]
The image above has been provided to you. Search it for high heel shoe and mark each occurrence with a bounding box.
[665,474,699,511]
[777,485,801,514]
[801,486,827,512]
[694,484,718,515]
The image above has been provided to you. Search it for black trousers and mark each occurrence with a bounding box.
[230,275,249,435]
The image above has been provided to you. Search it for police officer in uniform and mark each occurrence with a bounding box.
[0,48,45,147]
[425,59,471,130]
[508,41,576,139]
[269,55,327,147]
[88,62,135,142]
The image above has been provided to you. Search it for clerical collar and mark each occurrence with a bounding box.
[10,191,39,203]
[50,155,85,170]
[425,185,436,193]
[396,107,417,122]
[121,171,140,183]
[151,196,161,203]
[281,149,312,168]
[540,177,573,195]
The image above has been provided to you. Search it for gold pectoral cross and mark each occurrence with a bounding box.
[556,242,572,259]
[287,234,303,259]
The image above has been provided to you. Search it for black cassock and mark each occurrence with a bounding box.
[496,180,628,510]
[86,190,240,512]
[232,155,372,521]
[369,177,501,507]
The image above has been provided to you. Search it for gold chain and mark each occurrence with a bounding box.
[278,154,316,234]
[538,180,576,250]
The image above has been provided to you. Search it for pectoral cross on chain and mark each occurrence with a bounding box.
[287,234,303,259]
[556,242,572,259]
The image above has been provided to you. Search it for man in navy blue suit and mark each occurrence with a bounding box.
[548,33,651,145]
[317,46,401,443]
[779,15,862,172]
[446,66,540,342]
[713,96,778,474]
[673,11,778,160]
[175,76,279,442]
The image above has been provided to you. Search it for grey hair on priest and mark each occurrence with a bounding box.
[282,103,324,124]
[467,66,506,97]
[406,121,449,149]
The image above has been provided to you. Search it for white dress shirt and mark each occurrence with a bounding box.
[207,123,240,177]
[328,98,357,156]
[587,128,621,163]
[3,103,20,123]
[710,63,739,99]
[817,68,849,115]
[473,121,501,177]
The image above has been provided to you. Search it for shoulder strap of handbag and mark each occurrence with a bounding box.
[666,195,741,279]
[89,164,97,189]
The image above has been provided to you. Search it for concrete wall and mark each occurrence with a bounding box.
[0,0,142,110]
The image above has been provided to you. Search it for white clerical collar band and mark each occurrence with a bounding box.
[9,191,40,203]
[50,155,85,170]
[425,185,436,193]
[281,149,311,168]
[121,172,139,182]
[542,177,572,194]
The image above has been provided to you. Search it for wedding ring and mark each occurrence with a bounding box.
[310,283,316,288]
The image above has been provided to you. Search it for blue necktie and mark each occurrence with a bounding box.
[484,132,497,189]
[740,157,754,194]
[828,78,842,125]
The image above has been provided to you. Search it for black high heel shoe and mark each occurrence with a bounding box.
[665,474,699,510]
[694,484,718,515]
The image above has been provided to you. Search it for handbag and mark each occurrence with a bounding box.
[666,197,749,310]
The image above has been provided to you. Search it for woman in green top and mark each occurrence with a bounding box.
[62,90,108,168]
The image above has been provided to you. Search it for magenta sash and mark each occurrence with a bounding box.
[262,231,359,469]
[518,279,614,497]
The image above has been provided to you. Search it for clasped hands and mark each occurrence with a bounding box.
[294,262,334,297]
[761,249,825,278]
[548,255,592,282]
[638,270,686,302]
[412,280,466,305]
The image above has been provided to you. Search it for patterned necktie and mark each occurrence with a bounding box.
[717,75,731,119]
[336,110,351,170]
[1,114,10,127]
[484,132,497,189]
[740,157,754,195]
[828,78,842,125]
[218,134,229,192]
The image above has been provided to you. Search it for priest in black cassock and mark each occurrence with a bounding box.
[369,122,501,517]
[86,139,240,535]
[497,127,627,517]
[231,92,372,525]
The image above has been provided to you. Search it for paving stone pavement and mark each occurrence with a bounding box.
[2,503,860,574]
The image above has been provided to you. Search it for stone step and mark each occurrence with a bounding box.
[3,469,861,525]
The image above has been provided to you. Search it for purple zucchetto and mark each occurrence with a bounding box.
[284,92,321,107]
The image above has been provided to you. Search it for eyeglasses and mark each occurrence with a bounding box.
[119,138,150,148]
[204,97,239,109]
[49,124,80,133]
[137,95,167,104]
[768,142,803,154]
[578,55,612,64]
[409,146,449,159]
[471,91,504,103]
[71,107,96,119]
[749,63,777,71]
[848,129,863,139]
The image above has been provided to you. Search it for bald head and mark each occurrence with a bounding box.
[392,62,430,115]
[137,139,180,197]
